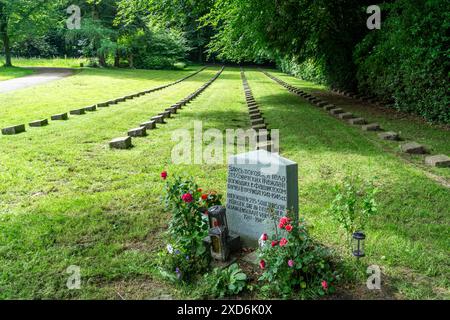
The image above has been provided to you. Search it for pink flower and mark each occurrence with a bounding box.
[279,238,288,247]
[261,233,268,241]
[182,193,193,203]
[271,240,278,247]
[259,260,266,269]
[288,260,294,268]
[321,280,328,290]
[285,224,293,232]
[161,171,167,180]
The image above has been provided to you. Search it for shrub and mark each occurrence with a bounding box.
[159,171,223,282]
[258,210,339,298]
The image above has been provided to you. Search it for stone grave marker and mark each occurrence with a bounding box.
[226,150,299,246]
[110,137,132,149]
[425,155,450,168]
[2,124,26,135]
[51,113,68,121]
[128,127,147,137]
[29,119,48,127]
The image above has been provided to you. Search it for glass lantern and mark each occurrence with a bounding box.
[208,205,229,235]
[209,227,230,262]
[352,231,366,258]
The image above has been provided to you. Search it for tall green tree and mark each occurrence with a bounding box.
[0,0,62,66]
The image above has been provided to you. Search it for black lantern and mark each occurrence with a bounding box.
[352,231,366,258]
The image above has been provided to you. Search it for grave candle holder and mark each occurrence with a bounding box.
[207,206,231,262]
[352,231,366,258]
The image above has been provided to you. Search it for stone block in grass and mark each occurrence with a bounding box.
[84,105,97,112]
[330,108,344,115]
[338,112,355,120]
[2,124,26,135]
[401,142,427,154]
[316,101,328,107]
[97,102,109,108]
[323,104,336,111]
[424,155,450,168]
[252,123,267,131]
[29,119,48,127]
[362,123,381,131]
[151,115,165,124]
[348,117,367,125]
[251,118,265,126]
[166,108,177,114]
[110,137,132,149]
[128,127,147,137]
[70,109,86,115]
[51,113,68,121]
[378,132,400,141]
[140,121,156,130]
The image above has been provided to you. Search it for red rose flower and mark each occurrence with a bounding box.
[278,217,291,229]
[271,240,278,247]
[182,193,193,203]
[201,194,208,200]
[261,233,268,241]
[321,280,328,290]
[279,237,288,247]
[160,171,167,180]
[259,260,266,270]
[285,224,293,232]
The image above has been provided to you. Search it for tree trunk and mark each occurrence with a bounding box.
[129,54,134,68]
[0,8,12,67]
[114,51,120,67]
[98,53,106,67]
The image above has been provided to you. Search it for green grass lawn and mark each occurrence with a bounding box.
[0,66,448,299]
[0,57,88,68]
[0,66,34,81]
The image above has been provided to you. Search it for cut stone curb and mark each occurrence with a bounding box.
[401,142,428,154]
[128,127,147,137]
[29,119,48,127]
[51,113,68,121]
[2,124,26,135]
[110,136,132,149]
[425,155,450,168]
[323,104,336,111]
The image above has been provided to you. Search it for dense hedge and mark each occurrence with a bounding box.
[276,1,449,124]
[354,0,450,124]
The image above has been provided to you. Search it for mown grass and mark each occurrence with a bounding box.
[0,56,88,68]
[0,66,34,81]
[0,66,448,300]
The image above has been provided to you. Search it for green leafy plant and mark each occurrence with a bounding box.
[201,263,247,298]
[159,171,223,282]
[258,210,339,298]
[329,177,378,248]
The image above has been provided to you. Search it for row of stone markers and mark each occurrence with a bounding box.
[260,70,450,168]
[240,69,274,152]
[1,66,208,137]
[110,67,225,149]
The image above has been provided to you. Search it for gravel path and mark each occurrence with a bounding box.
[0,67,76,94]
